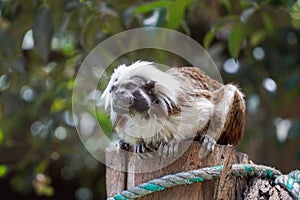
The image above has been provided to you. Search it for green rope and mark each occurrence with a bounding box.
[107,164,294,200]
[275,170,300,200]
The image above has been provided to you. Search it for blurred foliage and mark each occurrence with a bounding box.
[0,0,300,199]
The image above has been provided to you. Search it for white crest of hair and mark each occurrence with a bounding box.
[101,63,128,109]
[101,60,181,110]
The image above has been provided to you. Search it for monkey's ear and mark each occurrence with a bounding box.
[141,81,156,95]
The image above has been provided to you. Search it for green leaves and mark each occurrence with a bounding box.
[0,165,8,178]
[134,1,172,14]
[203,2,263,57]
[228,22,246,58]
[290,1,300,29]
[32,173,55,197]
[203,31,215,50]
[165,0,193,29]
[50,98,67,113]
[1,0,300,199]
[96,112,112,135]
[263,14,276,34]
[134,0,193,30]
[204,20,247,58]
[250,29,267,46]
[0,128,3,144]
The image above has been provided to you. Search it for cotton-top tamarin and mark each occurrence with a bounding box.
[101,61,245,155]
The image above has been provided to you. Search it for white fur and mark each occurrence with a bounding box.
[101,61,216,147]
[101,61,180,110]
[115,97,214,146]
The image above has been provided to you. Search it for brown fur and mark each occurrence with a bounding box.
[218,91,246,144]
[168,67,245,145]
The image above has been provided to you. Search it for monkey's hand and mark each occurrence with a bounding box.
[194,130,216,158]
[118,140,133,152]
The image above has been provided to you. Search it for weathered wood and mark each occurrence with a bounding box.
[106,141,294,199]
[105,148,128,197]
[106,141,250,199]
[244,178,293,200]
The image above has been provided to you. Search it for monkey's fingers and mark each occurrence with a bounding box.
[118,139,132,152]
[194,133,216,158]
[157,141,179,159]
[133,143,156,159]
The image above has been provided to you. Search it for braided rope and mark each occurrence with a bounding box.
[107,164,290,200]
[275,170,300,200]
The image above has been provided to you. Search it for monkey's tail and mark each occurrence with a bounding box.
[217,89,246,145]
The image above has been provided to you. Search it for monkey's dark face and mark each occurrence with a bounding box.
[110,76,156,116]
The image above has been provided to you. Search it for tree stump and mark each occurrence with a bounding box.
[105,141,293,199]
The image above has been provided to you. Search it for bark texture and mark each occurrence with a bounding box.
[106,142,292,199]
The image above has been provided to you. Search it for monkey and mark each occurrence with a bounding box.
[101,61,245,156]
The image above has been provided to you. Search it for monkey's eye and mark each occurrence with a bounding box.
[109,85,116,93]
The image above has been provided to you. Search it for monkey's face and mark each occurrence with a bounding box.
[109,76,156,116]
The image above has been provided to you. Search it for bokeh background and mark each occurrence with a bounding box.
[1,0,300,199]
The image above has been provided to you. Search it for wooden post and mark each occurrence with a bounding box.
[106,141,293,199]
[106,141,251,199]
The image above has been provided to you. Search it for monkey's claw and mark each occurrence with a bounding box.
[195,134,216,158]
[133,142,155,159]
[118,140,131,151]
[158,141,179,159]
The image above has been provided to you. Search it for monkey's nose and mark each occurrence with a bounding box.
[112,92,134,114]
[115,91,134,105]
